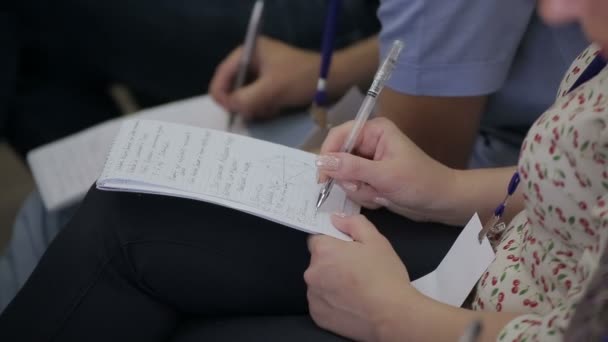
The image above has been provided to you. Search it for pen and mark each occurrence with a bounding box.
[228,0,264,131]
[458,320,482,342]
[310,0,342,129]
[316,40,404,209]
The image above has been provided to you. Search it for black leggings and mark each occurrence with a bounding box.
[0,187,460,341]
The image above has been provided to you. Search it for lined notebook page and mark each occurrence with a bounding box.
[97,120,359,240]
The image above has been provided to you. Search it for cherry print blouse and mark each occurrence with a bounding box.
[472,45,608,341]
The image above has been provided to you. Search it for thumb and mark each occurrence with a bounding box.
[229,77,278,118]
[331,214,379,242]
[316,153,381,185]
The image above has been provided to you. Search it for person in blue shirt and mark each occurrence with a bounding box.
[212,1,588,169]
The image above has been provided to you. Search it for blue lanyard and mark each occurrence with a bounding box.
[478,53,606,243]
[568,53,607,93]
[478,172,520,242]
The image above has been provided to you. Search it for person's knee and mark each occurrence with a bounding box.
[62,186,127,251]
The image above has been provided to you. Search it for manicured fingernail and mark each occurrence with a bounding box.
[316,155,340,171]
[333,212,349,218]
[374,197,390,207]
[339,181,359,192]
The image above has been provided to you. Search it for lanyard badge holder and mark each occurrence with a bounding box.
[478,172,520,243]
[477,53,607,243]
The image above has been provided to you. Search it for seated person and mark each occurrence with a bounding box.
[0,0,585,318]
[0,0,588,311]
[0,0,379,311]
[0,0,606,341]
[211,1,588,169]
[1,0,379,158]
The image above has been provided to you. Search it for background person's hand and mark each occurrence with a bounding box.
[316,117,457,222]
[209,36,320,119]
[305,214,416,341]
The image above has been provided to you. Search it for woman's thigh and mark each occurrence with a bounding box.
[103,187,460,315]
[172,315,348,342]
[0,187,460,341]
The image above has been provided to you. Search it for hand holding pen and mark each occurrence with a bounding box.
[310,0,342,129]
[316,40,404,209]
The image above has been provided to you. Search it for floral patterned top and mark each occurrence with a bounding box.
[472,45,608,341]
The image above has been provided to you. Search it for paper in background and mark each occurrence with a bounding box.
[27,96,234,211]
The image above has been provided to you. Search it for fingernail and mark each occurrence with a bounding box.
[374,197,390,207]
[339,181,358,192]
[316,155,340,171]
[333,212,349,218]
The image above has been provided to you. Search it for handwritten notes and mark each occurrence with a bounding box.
[97,120,359,240]
[27,95,237,211]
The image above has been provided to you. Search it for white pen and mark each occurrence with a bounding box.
[315,40,404,209]
[228,0,264,130]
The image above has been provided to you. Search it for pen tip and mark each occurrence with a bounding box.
[316,192,324,209]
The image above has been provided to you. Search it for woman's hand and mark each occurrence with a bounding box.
[317,117,457,223]
[209,36,320,119]
[305,214,416,341]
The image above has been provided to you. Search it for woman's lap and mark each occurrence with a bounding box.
[172,315,349,342]
[0,187,460,341]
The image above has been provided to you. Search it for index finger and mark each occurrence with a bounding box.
[209,46,244,108]
[320,121,356,155]
[320,119,387,159]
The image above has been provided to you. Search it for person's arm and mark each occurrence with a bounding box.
[378,291,520,342]
[317,118,523,227]
[306,214,525,342]
[209,35,378,118]
[378,89,486,169]
[326,35,378,101]
[443,166,524,226]
[374,0,537,168]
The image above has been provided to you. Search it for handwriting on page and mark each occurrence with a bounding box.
[28,95,233,211]
[100,120,357,239]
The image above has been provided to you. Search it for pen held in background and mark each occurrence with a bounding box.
[316,40,404,210]
[228,0,264,131]
[310,0,342,129]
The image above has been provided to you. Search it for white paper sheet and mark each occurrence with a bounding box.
[27,95,240,211]
[97,119,360,240]
[412,214,496,307]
